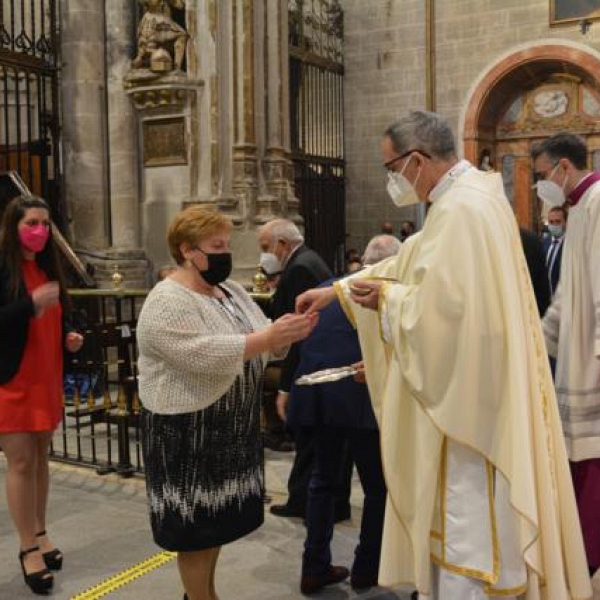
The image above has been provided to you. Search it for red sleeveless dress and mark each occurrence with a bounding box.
[0,260,63,432]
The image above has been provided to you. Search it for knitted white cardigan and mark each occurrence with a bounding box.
[136,278,270,415]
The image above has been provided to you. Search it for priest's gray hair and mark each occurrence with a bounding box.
[260,218,304,245]
[363,234,402,265]
[384,110,457,161]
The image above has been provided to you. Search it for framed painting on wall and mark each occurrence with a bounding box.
[550,0,600,25]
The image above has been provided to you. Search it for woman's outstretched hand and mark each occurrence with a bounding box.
[269,312,319,348]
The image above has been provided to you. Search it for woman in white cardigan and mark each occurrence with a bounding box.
[137,206,316,600]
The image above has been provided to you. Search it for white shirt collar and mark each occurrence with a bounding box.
[282,243,302,269]
[428,160,473,203]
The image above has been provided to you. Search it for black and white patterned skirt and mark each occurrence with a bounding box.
[140,359,265,552]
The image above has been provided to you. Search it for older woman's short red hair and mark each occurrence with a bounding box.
[167,206,232,265]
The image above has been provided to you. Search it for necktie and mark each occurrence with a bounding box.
[546,239,558,265]
[546,239,560,294]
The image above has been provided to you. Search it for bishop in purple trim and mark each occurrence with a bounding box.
[533,133,600,578]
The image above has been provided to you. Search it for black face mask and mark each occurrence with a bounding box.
[194,248,232,286]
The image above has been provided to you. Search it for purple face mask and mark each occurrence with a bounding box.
[19,224,50,253]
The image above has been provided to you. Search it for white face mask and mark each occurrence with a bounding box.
[536,164,568,208]
[386,155,422,208]
[547,224,564,238]
[259,252,281,275]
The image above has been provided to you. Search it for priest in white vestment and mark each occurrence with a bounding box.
[297,111,592,599]
[533,133,600,578]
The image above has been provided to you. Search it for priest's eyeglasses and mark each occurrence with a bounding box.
[383,149,431,172]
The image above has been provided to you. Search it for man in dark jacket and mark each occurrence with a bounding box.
[520,227,551,317]
[257,219,335,518]
[289,234,400,595]
[542,206,567,298]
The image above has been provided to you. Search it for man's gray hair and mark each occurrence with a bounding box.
[261,218,304,245]
[363,234,401,265]
[384,110,457,161]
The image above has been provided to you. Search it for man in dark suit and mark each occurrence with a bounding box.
[289,234,400,595]
[542,206,567,298]
[257,219,336,518]
[520,227,551,317]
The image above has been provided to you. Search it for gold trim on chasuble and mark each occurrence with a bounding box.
[428,439,527,596]
[334,280,357,328]
[377,282,391,343]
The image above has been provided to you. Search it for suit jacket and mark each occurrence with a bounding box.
[287,277,378,430]
[270,245,331,392]
[0,260,37,384]
[520,228,551,317]
[0,259,71,384]
[541,235,564,297]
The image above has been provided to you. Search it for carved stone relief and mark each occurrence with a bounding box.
[497,80,600,138]
[533,89,568,118]
[132,0,188,74]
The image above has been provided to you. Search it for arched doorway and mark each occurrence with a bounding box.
[462,43,600,229]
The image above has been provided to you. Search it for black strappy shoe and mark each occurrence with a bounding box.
[18,546,53,594]
[36,531,63,571]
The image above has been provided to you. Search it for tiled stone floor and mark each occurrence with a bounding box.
[1,452,598,599]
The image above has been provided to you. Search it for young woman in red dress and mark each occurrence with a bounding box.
[0,196,84,595]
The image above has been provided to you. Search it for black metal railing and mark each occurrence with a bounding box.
[293,154,345,273]
[50,289,147,478]
[48,288,275,478]
[0,0,62,224]
[289,2,346,273]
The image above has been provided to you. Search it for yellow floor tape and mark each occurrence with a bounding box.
[70,551,177,599]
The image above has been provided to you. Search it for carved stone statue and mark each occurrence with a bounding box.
[133,0,188,73]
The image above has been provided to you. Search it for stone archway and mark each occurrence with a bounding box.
[461,42,600,228]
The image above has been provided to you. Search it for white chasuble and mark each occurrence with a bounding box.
[334,167,592,599]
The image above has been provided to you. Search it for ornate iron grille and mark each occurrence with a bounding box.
[0,0,62,224]
[289,0,345,273]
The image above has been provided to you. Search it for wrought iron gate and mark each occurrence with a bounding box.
[289,0,345,272]
[0,0,62,223]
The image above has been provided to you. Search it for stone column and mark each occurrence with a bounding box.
[252,0,278,223]
[106,1,140,250]
[229,0,257,222]
[60,0,109,250]
[263,0,299,221]
[189,0,219,207]
[125,2,203,276]
[212,0,235,210]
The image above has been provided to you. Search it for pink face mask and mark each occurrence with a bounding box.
[19,224,50,253]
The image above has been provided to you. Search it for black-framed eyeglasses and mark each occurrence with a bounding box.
[383,148,431,171]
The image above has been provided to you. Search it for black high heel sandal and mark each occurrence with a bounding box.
[36,530,63,571]
[18,546,53,595]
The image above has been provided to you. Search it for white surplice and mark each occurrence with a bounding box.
[543,180,600,462]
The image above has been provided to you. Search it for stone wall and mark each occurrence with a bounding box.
[341,0,600,250]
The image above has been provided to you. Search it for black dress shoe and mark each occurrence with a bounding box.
[270,503,305,518]
[18,546,54,595]
[350,571,378,591]
[300,565,349,595]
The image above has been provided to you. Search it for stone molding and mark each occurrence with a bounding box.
[460,41,600,161]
